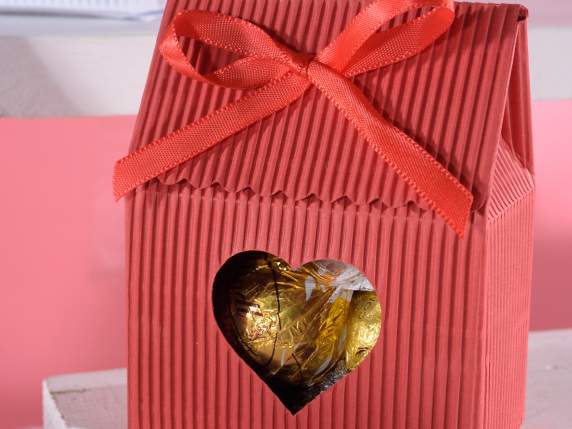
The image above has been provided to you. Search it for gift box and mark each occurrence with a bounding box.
[114,0,534,428]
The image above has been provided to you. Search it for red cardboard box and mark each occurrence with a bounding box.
[120,1,533,428]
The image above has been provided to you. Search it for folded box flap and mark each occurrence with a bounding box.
[130,0,528,210]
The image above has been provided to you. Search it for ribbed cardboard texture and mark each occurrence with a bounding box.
[124,1,534,428]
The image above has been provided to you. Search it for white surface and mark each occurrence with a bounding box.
[42,330,572,429]
[0,14,159,117]
[528,26,572,102]
[0,25,157,116]
[0,13,160,36]
[0,15,159,117]
[508,0,572,26]
[0,1,571,117]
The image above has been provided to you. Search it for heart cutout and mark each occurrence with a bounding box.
[212,251,382,414]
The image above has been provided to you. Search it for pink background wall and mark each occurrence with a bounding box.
[530,101,572,330]
[0,116,129,429]
[0,100,571,428]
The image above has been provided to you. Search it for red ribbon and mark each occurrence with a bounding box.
[113,0,473,237]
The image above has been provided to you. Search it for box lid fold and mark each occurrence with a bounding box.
[130,0,528,211]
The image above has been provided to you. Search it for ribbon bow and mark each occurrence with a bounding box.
[113,0,473,237]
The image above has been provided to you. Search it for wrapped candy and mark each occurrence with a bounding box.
[213,252,382,413]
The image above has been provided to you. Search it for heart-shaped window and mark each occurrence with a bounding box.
[212,251,382,414]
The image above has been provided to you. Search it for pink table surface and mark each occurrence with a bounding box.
[0,100,571,428]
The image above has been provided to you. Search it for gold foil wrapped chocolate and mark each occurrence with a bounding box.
[213,252,382,413]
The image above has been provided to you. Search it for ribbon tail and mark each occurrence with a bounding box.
[113,73,311,199]
[308,61,473,237]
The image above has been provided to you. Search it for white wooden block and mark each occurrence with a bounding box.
[42,331,572,428]
[43,369,127,429]
[524,330,572,428]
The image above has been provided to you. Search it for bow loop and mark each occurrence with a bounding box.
[161,10,305,90]
[317,0,454,74]
[342,4,455,77]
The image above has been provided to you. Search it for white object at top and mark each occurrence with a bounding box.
[0,0,165,19]
[0,0,570,117]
